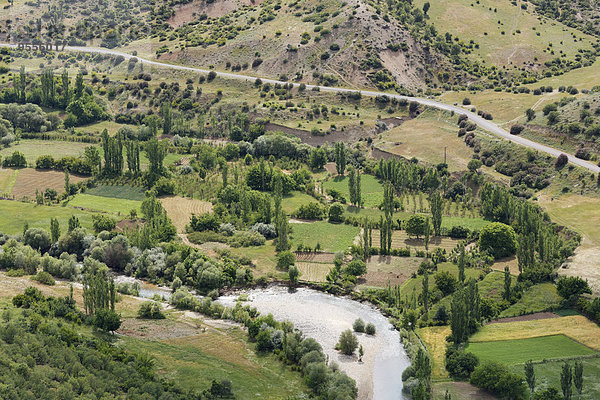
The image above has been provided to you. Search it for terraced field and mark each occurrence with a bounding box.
[160,196,213,232]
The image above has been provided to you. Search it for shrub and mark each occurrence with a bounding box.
[509,124,524,135]
[574,148,591,160]
[445,346,479,379]
[479,222,517,259]
[337,329,358,355]
[365,323,376,335]
[32,271,55,286]
[137,301,165,319]
[449,226,470,239]
[250,223,276,239]
[277,250,295,270]
[294,202,326,220]
[353,318,365,333]
[555,153,568,169]
[153,177,175,196]
[328,203,345,222]
[462,98,471,105]
[92,214,116,233]
[470,361,527,399]
[228,231,265,247]
[345,260,367,277]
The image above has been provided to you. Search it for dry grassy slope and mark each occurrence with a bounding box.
[159,0,454,89]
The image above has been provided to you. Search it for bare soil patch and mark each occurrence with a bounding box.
[160,196,213,233]
[118,318,200,340]
[168,0,238,27]
[488,312,560,324]
[10,169,86,199]
[359,255,421,288]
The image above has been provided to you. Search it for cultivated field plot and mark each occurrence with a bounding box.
[86,185,146,201]
[375,110,475,172]
[471,316,600,351]
[359,256,421,288]
[295,252,336,263]
[0,200,95,234]
[67,193,142,216]
[0,140,91,163]
[281,191,317,215]
[296,262,331,282]
[508,357,600,400]
[160,196,213,233]
[322,174,383,208]
[0,168,17,194]
[439,90,565,124]
[371,230,462,252]
[499,283,561,318]
[121,328,307,399]
[10,169,86,199]
[467,335,596,365]
[418,325,451,380]
[289,221,360,253]
[539,194,600,294]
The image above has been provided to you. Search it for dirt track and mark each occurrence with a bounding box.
[2,42,596,173]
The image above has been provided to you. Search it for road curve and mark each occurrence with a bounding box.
[3,43,599,173]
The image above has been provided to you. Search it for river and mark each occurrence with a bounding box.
[219,286,410,400]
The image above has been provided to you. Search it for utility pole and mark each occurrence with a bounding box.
[444,146,447,164]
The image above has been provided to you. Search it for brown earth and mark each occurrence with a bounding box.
[488,312,560,324]
[160,196,213,233]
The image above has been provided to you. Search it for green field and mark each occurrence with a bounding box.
[508,357,600,399]
[66,193,142,215]
[0,200,95,234]
[289,221,360,252]
[281,191,317,215]
[499,283,562,318]
[323,174,383,208]
[0,139,91,163]
[122,330,307,399]
[467,334,596,365]
[86,185,147,201]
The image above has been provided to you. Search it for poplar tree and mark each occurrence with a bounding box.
[74,71,84,100]
[348,168,356,206]
[422,270,429,318]
[162,102,172,136]
[561,362,572,400]
[574,360,583,400]
[503,266,511,301]
[429,191,443,236]
[525,360,535,400]
[50,217,60,242]
[335,142,346,175]
[61,69,70,109]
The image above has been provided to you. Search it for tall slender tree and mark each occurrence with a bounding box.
[61,69,70,109]
[422,270,429,319]
[162,102,172,136]
[561,362,572,400]
[429,191,443,236]
[503,266,511,301]
[574,360,583,400]
[525,360,535,400]
[50,217,60,242]
[334,142,346,175]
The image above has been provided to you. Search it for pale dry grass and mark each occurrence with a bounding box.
[418,325,451,379]
[160,196,213,233]
[470,316,600,351]
[296,262,331,282]
[10,169,86,199]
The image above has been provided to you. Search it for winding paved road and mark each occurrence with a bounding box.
[4,43,599,173]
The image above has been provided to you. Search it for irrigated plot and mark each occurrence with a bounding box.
[67,193,142,216]
[296,262,331,282]
[467,335,596,365]
[371,230,462,252]
[160,196,213,233]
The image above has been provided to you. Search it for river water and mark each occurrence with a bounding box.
[219,286,410,400]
